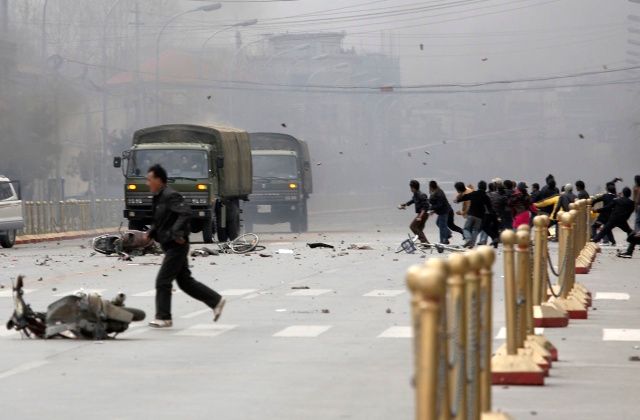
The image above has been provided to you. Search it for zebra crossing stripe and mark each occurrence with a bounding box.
[273,325,332,338]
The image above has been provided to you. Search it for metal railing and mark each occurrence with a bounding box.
[20,199,125,235]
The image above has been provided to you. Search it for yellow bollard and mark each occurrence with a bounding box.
[407,264,448,420]
[548,212,588,319]
[490,230,545,386]
[531,215,569,331]
[464,251,482,420]
[477,247,494,414]
[447,253,468,420]
[425,259,451,420]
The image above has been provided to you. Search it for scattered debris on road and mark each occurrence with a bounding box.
[307,242,335,250]
[191,247,220,257]
[349,243,373,250]
[291,286,310,290]
[276,249,294,255]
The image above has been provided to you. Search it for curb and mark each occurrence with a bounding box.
[16,228,120,245]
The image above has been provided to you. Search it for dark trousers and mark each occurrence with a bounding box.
[592,218,632,243]
[155,243,221,320]
[409,216,428,243]
[447,209,464,237]
[591,220,616,244]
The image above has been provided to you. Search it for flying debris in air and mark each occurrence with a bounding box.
[578,134,585,139]
[407,152,412,157]
[419,44,424,51]
[481,58,488,62]
[424,151,430,155]
[207,95,212,100]
[281,123,287,128]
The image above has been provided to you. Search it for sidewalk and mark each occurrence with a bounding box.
[492,245,640,419]
[16,228,119,245]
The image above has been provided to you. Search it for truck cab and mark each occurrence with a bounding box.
[115,124,252,243]
[0,176,24,248]
[244,133,312,233]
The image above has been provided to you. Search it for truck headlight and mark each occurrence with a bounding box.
[289,183,297,190]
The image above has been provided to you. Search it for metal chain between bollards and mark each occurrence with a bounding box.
[545,232,573,299]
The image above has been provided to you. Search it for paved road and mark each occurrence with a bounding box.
[1,209,638,419]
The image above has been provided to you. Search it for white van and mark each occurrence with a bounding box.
[0,176,24,248]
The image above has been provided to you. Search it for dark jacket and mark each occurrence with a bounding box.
[508,189,532,216]
[592,193,616,222]
[558,191,577,212]
[577,190,590,200]
[456,190,493,219]
[488,191,507,215]
[429,189,450,215]
[148,186,191,247]
[598,196,635,222]
[406,191,429,214]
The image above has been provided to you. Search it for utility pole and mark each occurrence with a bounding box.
[134,0,142,127]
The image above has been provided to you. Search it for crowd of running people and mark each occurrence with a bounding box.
[400,174,640,258]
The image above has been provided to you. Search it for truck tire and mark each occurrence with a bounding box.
[0,230,16,248]
[216,204,228,242]
[202,217,214,244]
[299,200,309,233]
[290,202,308,233]
[226,200,241,241]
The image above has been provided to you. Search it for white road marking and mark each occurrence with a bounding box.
[53,289,106,297]
[0,360,50,380]
[0,289,35,298]
[122,325,152,337]
[603,329,640,341]
[273,325,332,338]
[0,329,19,338]
[132,289,182,297]
[180,309,211,319]
[132,289,156,297]
[594,292,630,301]
[220,289,258,297]
[364,289,405,298]
[175,324,236,337]
[378,326,413,338]
[287,289,332,297]
[495,327,544,340]
[242,293,261,300]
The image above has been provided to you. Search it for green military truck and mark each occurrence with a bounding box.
[244,133,312,233]
[113,124,252,243]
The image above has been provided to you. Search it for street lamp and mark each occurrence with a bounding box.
[155,3,222,122]
[201,19,258,50]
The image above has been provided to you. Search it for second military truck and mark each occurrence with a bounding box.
[114,124,252,243]
[244,133,312,233]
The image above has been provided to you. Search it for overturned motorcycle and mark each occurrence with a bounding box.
[92,229,162,259]
[6,275,145,340]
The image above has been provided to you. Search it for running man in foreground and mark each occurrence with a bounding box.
[145,164,225,328]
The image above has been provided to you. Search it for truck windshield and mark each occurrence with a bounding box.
[252,155,298,180]
[127,150,209,178]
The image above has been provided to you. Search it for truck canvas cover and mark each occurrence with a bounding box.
[133,124,252,198]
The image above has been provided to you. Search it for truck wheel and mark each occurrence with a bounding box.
[128,220,146,231]
[290,202,308,233]
[226,200,241,241]
[216,205,229,242]
[0,230,16,248]
[202,217,214,244]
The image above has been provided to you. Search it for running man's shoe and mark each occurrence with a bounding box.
[617,252,632,259]
[149,319,173,328]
